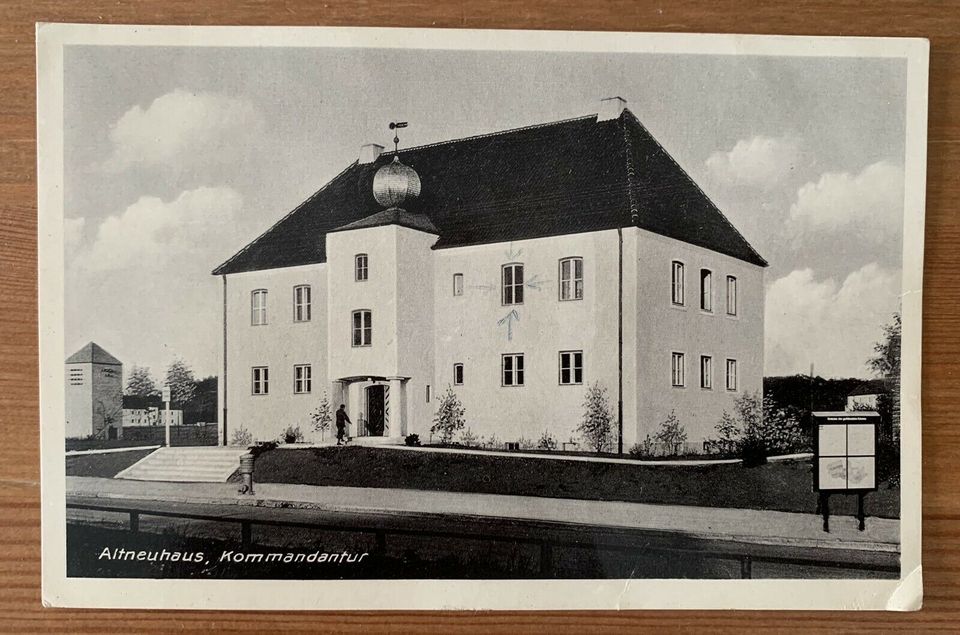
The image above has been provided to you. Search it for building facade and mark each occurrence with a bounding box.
[65,342,123,439]
[121,395,184,427]
[214,98,766,450]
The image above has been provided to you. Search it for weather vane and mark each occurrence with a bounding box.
[389,121,408,153]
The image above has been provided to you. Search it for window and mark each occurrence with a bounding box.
[251,289,267,325]
[726,359,738,391]
[355,254,368,281]
[502,263,524,305]
[252,367,269,395]
[293,285,311,322]
[453,363,464,385]
[726,276,738,316]
[671,352,685,387]
[294,364,312,394]
[671,261,685,305]
[559,257,584,301]
[68,368,84,385]
[502,353,525,386]
[426,385,431,402]
[352,310,372,347]
[453,273,464,296]
[700,269,713,312]
[700,355,712,389]
[559,350,583,385]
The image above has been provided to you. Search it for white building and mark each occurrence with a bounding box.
[65,342,123,439]
[121,395,183,427]
[213,98,766,451]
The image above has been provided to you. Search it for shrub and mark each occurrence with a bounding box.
[431,385,466,444]
[310,392,333,441]
[249,440,277,458]
[577,381,614,453]
[230,426,253,447]
[654,410,688,456]
[460,428,479,447]
[628,435,656,458]
[537,430,558,451]
[404,433,421,447]
[484,434,501,450]
[281,425,304,444]
[712,392,809,465]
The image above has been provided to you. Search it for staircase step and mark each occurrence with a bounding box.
[115,447,248,482]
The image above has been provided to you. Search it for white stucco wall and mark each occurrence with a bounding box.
[65,363,92,438]
[432,230,633,447]
[633,228,765,447]
[220,225,764,451]
[223,263,329,443]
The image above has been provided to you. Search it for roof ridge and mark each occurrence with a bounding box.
[622,109,768,267]
[389,113,597,157]
[211,161,359,275]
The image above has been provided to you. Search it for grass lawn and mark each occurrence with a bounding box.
[254,447,899,519]
[65,448,155,478]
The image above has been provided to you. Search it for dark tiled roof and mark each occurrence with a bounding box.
[329,208,439,235]
[213,109,766,275]
[66,342,122,365]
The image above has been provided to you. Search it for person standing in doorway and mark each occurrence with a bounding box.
[336,404,351,445]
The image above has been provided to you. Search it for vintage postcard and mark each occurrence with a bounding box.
[37,24,927,610]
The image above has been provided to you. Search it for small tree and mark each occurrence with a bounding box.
[125,365,159,397]
[577,381,614,453]
[431,385,466,444]
[310,392,333,441]
[165,358,197,407]
[655,410,688,456]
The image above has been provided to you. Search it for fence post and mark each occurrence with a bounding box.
[740,555,752,579]
[129,511,139,534]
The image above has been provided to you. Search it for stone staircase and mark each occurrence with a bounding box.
[116,446,248,482]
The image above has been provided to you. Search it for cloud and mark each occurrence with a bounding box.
[705,135,800,189]
[64,217,85,252]
[788,160,904,244]
[75,186,243,272]
[102,89,265,171]
[764,263,901,378]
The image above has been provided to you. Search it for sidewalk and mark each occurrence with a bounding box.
[66,475,899,553]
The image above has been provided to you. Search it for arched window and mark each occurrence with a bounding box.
[700,268,713,312]
[293,285,311,322]
[671,261,684,305]
[502,263,524,305]
[559,257,583,301]
[355,254,369,281]
[351,309,372,347]
[251,289,268,325]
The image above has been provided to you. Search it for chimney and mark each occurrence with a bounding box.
[597,96,627,122]
[359,143,384,165]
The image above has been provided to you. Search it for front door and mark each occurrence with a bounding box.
[366,385,385,436]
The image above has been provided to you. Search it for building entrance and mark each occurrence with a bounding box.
[366,385,386,436]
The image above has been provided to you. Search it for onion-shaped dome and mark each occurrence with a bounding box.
[372,155,421,208]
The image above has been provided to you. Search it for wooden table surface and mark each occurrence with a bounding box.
[2,1,956,632]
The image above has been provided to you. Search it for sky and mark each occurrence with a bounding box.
[63,45,907,380]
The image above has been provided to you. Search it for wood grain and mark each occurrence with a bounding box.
[1,1,956,631]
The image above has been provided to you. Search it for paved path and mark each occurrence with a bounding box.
[66,476,898,553]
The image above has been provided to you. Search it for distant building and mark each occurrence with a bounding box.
[212,98,766,448]
[846,379,888,411]
[65,342,122,439]
[121,395,183,427]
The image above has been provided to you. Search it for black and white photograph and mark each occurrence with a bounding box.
[38,25,927,610]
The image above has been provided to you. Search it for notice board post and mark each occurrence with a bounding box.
[813,410,880,532]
